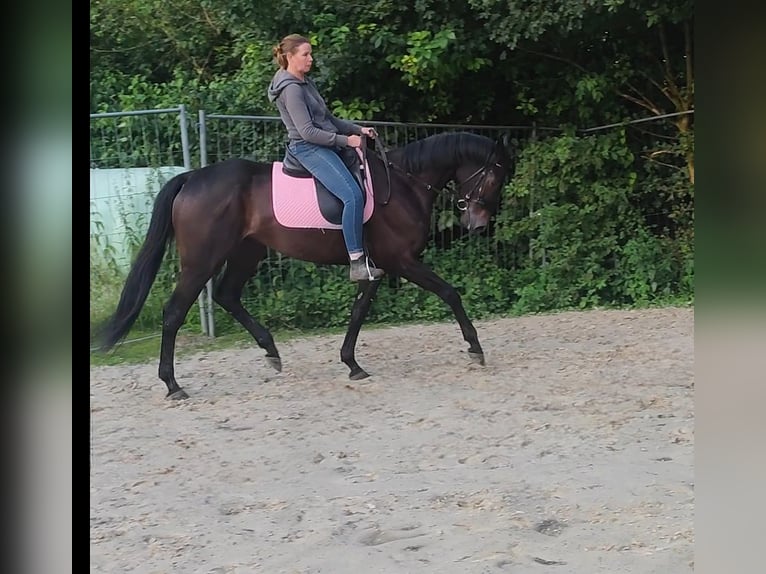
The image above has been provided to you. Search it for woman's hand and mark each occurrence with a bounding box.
[360,127,378,139]
[347,134,363,148]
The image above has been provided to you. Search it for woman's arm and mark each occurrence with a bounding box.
[330,115,363,137]
[282,84,349,147]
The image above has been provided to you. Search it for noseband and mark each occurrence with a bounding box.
[455,149,502,212]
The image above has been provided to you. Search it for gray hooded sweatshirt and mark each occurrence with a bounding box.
[267,69,362,148]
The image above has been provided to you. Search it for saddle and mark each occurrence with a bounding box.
[272,145,374,229]
[281,146,367,225]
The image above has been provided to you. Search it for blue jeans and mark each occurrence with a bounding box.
[288,140,364,254]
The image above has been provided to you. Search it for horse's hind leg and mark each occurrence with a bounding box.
[212,240,282,372]
[341,279,382,380]
[159,268,216,399]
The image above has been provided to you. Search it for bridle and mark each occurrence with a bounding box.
[453,149,500,211]
[375,139,503,212]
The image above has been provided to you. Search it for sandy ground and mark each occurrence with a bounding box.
[90,307,694,574]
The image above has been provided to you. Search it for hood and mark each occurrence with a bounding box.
[267,70,306,102]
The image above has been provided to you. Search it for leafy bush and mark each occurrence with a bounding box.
[493,130,693,313]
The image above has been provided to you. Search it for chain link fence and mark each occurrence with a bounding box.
[198,113,547,334]
[91,109,545,338]
[91,108,691,341]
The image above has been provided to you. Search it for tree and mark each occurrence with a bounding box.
[468,0,693,181]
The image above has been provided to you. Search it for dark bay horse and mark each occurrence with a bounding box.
[97,132,511,399]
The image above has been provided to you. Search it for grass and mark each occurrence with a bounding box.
[89,312,490,367]
[90,324,359,367]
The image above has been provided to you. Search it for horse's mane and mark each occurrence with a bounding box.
[397,132,496,174]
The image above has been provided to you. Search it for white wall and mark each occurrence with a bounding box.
[89,166,187,269]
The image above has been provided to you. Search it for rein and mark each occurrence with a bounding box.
[359,134,392,205]
[374,136,392,205]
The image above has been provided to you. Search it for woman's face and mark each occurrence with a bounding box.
[287,42,313,74]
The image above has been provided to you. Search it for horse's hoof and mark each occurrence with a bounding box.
[349,368,370,381]
[468,351,485,366]
[266,356,282,372]
[167,388,189,400]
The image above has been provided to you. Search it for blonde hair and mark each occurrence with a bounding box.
[272,34,311,69]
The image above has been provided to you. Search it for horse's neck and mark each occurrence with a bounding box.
[373,149,458,218]
[403,168,446,217]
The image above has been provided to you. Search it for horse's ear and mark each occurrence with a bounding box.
[495,134,511,162]
[494,134,508,153]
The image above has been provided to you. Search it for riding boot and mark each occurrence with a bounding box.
[349,255,384,282]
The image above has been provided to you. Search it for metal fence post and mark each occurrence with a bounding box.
[180,104,210,337]
[198,109,215,337]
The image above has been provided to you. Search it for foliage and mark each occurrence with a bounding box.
[493,130,693,313]
[90,0,693,141]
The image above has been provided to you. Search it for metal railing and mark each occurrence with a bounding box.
[91,107,692,343]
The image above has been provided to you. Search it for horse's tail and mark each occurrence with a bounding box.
[97,171,191,351]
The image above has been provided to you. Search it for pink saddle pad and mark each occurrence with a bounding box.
[272,153,375,229]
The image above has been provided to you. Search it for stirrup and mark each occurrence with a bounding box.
[350,256,384,282]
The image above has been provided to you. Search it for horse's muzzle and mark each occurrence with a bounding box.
[461,209,490,233]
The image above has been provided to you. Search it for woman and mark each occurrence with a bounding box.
[268,34,384,282]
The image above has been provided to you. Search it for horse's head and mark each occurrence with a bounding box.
[455,138,511,233]
[393,132,513,232]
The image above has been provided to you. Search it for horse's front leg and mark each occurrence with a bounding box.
[340,279,382,379]
[399,260,485,365]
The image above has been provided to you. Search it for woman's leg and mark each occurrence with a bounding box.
[288,141,364,255]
